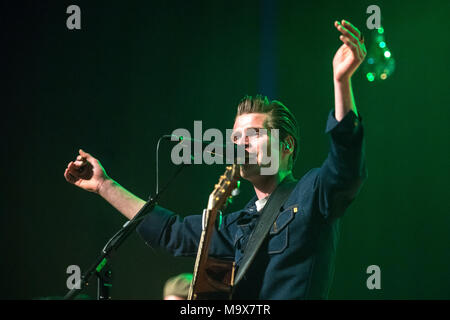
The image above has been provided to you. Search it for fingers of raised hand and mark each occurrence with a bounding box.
[335,20,366,60]
[339,34,357,47]
[339,35,362,59]
[335,21,359,45]
[72,156,95,178]
[341,20,362,42]
[69,157,85,170]
[79,149,92,160]
[64,164,78,183]
[74,156,87,168]
[67,161,79,175]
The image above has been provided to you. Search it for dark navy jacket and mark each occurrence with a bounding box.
[137,109,367,299]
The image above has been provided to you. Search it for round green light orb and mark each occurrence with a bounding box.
[366,73,375,82]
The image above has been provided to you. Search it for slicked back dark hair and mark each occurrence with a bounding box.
[236,94,300,168]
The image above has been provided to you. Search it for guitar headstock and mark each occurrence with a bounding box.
[207,164,240,211]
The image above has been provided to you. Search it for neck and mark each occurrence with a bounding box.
[252,169,292,200]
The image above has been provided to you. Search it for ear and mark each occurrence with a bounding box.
[283,136,295,155]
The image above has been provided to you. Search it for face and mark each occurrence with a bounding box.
[232,113,277,179]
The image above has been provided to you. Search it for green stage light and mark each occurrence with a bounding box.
[362,25,395,82]
[367,73,375,82]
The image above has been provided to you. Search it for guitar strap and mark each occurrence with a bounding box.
[233,174,298,287]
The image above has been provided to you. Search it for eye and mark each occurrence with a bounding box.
[246,128,260,138]
[231,132,241,143]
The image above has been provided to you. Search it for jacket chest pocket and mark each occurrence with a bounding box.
[267,205,298,254]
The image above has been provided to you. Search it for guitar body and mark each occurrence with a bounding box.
[190,257,235,300]
[188,165,240,300]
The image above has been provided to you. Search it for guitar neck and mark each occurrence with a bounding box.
[188,208,217,299]
[187,165,239,300]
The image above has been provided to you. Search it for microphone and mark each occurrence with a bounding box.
[161,134,253,164]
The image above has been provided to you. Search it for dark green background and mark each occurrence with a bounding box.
[1,0,449,299]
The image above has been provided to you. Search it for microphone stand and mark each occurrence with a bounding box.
[63,160,189,300]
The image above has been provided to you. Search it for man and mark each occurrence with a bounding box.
[64,19,367,299]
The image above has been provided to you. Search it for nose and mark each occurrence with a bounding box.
[234,136,249,149]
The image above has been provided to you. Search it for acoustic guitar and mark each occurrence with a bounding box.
[188,164,240,300]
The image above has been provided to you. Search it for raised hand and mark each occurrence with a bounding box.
[333,20,367,82]
[64,149,109,193]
